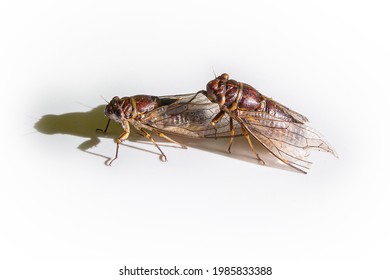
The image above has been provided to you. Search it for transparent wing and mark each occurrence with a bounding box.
[141,92,240,138]
[236,110,338,173]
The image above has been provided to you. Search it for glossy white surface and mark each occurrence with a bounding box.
[1,1,389,279]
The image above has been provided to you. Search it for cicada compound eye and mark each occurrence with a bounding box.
[105,96,124,123]
[206,79,219,103]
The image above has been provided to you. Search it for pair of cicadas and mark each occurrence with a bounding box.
[100,73,337,173]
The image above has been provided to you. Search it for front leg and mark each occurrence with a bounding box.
[210,110,225,138]
[227,117,235,153]
[96,119,111,134]
[108,121,130,166]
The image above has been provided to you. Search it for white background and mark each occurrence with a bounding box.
[1,0,389,279]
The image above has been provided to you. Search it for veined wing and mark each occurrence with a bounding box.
[236,110,337,173]
[141,92,239,138]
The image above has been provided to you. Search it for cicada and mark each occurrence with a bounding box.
[99,92,232,165]
[200,73,337,173]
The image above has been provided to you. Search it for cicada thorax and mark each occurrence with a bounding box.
[206,74,299,123]
[130,95,160,119]
[105,95,161,122]
[235,82,264,111]
[206,74,266,111]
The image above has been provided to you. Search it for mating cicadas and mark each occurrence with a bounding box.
[99,92,232,165]
[200,73,337,173]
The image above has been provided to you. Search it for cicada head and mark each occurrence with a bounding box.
[104,96,133,124]
[206,73,230,106]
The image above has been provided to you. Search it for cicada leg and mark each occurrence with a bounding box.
[109,141,120,166]
[139,128,168,162]
[240,125,265,165]
[227,117,235,153]
[210,110,225,138]
[96,119,111,134]
[108,121,130,166]
[211,112,236,154]
[151,129,187,150]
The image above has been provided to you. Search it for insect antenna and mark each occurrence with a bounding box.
[101,95,110,104]
[212,66,217,78]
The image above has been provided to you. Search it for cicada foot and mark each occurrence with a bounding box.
[107,142,120,166]
[107,157,117,166]
[159,154,168,162]
[257,156,266,165]
[139,128,169,162]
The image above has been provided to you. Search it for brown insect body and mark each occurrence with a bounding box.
[203,73,337,173]
[206,73,306,123]
[102,92,232,165]
[105,95,160,124]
